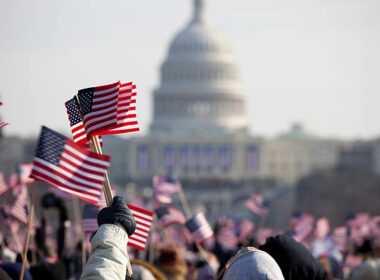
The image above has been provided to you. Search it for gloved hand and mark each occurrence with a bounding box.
[97,196,136,236]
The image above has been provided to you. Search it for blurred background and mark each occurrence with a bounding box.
[1,0,380,228]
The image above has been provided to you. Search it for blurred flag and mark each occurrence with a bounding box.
[127,204,153,251]
[245,192,268,216]
[153,175,182,207]
[257,228,275,245]
[370,216,380,238]
[48,186,73,200]
[185,212,213,244]
[332,226,347,251]
[100,82,139,135]
[314,217,330,240]
[19,163,34,185]
[0,172,9,196]
[238,219,255,241]
[156,207,186,227]
[65,98,103,148]
[0,122,8,128]
[77,81,120,136]
[10,185,29,224]
[292,213,315,243]
[82,204,99,234]
[30,126,111,204]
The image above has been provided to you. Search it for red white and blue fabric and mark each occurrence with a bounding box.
[0,172,9,196]
[30,126,111,204]
[127,204,153,251]
[155,207,186,227]
[82,204,99,233]
[185,212,214,244]
[332,226,347,251]
[77,82,120,137]
[153,175,182,207]
[10,185,29,225]
[245,192,268,216]
[19,163,34,185]
[292,213,315,242]
[0,122,7,128]
[65,98,103,148]
[101,82,139,135]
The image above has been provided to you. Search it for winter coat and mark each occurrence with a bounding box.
[222,247,285,280]
[80,224,129,280]
[350,259,380,280]
[259,235,327,280]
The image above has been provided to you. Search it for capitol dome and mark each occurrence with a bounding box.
[150,0,248,136]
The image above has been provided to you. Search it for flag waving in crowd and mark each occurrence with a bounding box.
[29,126,111,204]
[245,192,268,216]
[153,174,182,207]
[156,206,186,227]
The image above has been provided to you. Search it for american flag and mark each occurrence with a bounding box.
[10,185,29,225]
[30,126,111,204]
[82,204,99,233]
[7,174,21,196]
[185,212,214,244]
[155,207,186,227]
[292,213,315,242]
[65,97,103,148]
[153,175,182,207]
[0,122,8,128]
[0,172,9,196]
[100,82,139,135]
[127,204,153,251]
[245,192,268,216]
[19,163,34,185]
[77,81,120,137]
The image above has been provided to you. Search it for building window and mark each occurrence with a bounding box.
[219,146,233,171]
[163,145,176,171]
[201,146,215,171]
[180,146,190,171]
[246,146,259,173]
[137,146,149,173]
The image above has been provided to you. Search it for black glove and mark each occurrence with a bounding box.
[97,196,136,236]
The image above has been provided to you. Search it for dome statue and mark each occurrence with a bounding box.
[150,0,248,136]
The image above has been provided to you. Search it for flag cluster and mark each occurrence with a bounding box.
[245,192,268,216]
[65,81,139,148]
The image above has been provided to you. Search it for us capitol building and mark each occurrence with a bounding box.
[104,0,340,193]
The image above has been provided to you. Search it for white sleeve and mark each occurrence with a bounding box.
[80,224,129,280]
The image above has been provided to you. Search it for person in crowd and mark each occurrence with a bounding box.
[80,196,136,280]
[156,243,187,280]
[218,247,284,280]
[350,258,380,280]
[259,234,327,280]
[126,259,166,280]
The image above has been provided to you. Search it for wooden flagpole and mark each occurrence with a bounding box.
[19,182,37,280]
[74,95,132,276]
[177,189,215,273]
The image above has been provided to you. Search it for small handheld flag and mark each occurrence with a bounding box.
[30,126,111,204]
[185,212,213,244]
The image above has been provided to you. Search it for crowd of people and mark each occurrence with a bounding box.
[0,192,380,280]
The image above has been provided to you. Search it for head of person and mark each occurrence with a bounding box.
[221,247,284,280]
[156,243,187,280]
[259,235,327,280]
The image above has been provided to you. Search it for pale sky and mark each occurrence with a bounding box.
[0,0,379,140]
